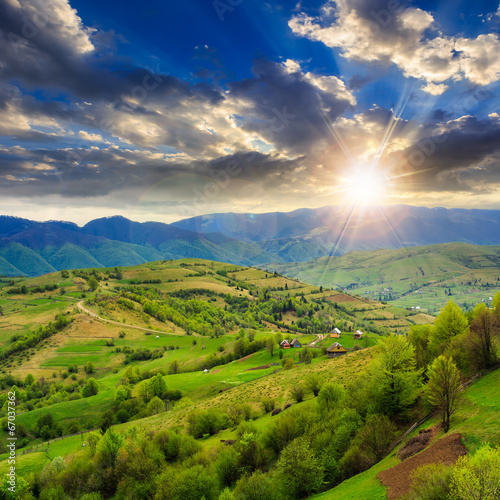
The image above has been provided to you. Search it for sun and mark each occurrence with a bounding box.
[341,171,387,206]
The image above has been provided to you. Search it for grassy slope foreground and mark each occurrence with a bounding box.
[0,258,451,500]
[313,365,500,500]
[0,259,422,441]
[266,242,500,314]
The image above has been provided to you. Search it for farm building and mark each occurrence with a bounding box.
[327,342,347,358]
[290,339,302,348]
[280,339,291,349]
[331,328,341,338]
[353,330,363,340]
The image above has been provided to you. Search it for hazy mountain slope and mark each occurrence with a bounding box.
[173,205,500,250]
[0,243,57,276]
[0,255,24,276]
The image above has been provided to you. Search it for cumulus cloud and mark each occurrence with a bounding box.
[289,0,500,92]
[228,58,355,155]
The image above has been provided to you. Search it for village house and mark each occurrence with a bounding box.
[280,339,291,349]
[290,339,301,348]
[353,330,363,340]
[327,342,347,358]
[331,328,341,338]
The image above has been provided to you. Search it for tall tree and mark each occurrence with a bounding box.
[430,301,469,356]
[426,355,463,432]
[408,324,433,371]
[468,305,498,370]
[371,334,422,417]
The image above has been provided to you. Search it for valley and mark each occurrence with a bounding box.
[265,242,500,314]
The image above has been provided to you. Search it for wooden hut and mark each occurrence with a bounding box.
[327,342,347,358]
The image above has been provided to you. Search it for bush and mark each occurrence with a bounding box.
[276,437,324,498]
[261,397,275,414]
[305,373,323,397]
[187,409,224,438]
[290,384,306,403]
[450,445,500,500]
[407,463,453,500]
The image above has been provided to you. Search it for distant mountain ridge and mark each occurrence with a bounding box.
[0,215,280,276]
[172,205,500,249]
[3,204,500,276]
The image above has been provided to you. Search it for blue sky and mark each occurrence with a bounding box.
[1,0,500,223]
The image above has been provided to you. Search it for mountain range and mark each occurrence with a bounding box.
[3,204,500,276]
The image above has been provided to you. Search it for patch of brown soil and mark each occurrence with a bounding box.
[244,364,270,371]
[397,425,441,460]
[237,353,254,363]
[325,294,359,303]
[378,433,467,500]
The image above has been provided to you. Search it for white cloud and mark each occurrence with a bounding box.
[22,0,95,54]
[421,83,448,96]
[289,0,500,90]
[456,34,500,85]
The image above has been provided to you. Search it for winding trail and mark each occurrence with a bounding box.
[77,301,180,336]
[308,334,325,347]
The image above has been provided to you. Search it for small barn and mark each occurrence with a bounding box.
[331,328,341,338]
[290,339,301,348]
[280,339,291,349]
[353,330,363,340]
[327,342,347,358]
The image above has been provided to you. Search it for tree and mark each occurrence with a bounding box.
[430,301,468,356]
[305,373,323,397]
[115,385,131,403]
[149,374,167,399]
[85,361,95,374]
[147,396,165,416]
[82,378,99,398]
[371,335,422,417]
[266,337,275,357]
[357,414,396,461]
[88,277,99,292]
[408,325,433,371]
[468,305,498,371]
[450,445,500,500]
[276,437,324,498]
[317,382,345,413]
[290,384,306,403]
[24,373,35,387]
[168,359,179,374]
[426,355,463,432]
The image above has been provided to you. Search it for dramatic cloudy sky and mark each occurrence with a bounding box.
[1,0,500,223]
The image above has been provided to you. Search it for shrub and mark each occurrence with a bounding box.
[261,397,275,414]
[407,463,453,500]
[450,445,500,500]
[289,384,306,403]
[276,437,324,498]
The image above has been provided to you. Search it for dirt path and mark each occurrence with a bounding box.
[378,433,467,500]
[76,301,180,336]
[308,334,324,347]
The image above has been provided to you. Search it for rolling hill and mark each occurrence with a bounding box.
[0,216,282,276]
[265,242,500,314]
[5,204,500,276]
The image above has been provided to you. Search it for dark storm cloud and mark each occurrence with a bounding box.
[0,145,306,198]
[229,58,354,154]
[392,116,500,192]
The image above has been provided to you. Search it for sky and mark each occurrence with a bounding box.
[1,0,500,224]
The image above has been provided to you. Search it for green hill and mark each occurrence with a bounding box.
[265,242,500,314]
[1,258,497,500]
